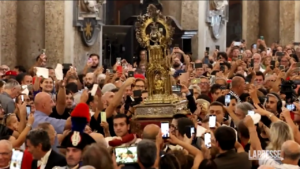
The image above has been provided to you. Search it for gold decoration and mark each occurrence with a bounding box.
[134,4,190,121]
[84,22,93,39]
[135,4,175,104]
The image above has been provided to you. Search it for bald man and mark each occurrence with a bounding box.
[259,140,300,168]
[229,76,245,103]
[33,92,71,152]
[142,124,160,141]
[281,140,300,166]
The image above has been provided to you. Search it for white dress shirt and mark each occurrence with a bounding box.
[38,149,52,169]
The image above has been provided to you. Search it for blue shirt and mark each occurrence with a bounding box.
[32,110,66,152]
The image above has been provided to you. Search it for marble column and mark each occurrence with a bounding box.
[242,1,259,47]
[0,1,18,67]
[198,1,206,59]
[45,1,65,67]
[295,1,300,42]
[259,1,279,45]
[279,1,295,45]
[16,1,45,68]
[64,0,75,64]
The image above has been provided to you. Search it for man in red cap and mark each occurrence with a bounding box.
[2,71,17,80]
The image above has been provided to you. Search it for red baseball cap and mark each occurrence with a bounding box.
[134,74,145,80]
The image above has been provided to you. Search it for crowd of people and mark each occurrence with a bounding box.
[0,38,299,169]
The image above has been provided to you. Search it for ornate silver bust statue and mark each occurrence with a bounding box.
[206,0,228,39]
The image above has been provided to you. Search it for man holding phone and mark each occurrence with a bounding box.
[252,53,265,72]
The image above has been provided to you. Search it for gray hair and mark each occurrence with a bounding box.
[137,139,157,168]
[236,102,254,116]
[3,79,20,90]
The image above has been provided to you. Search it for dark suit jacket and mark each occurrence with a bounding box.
[31,150,66,169]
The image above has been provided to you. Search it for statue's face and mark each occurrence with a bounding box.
[86,0,99,12]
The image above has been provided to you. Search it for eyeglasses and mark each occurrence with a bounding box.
[170,124,178,130]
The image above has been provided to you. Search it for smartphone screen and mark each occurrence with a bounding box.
[253,44,257,49]
[128,71,134,77]
[21,95,24,102]
[26,106,31,115]
[190,127,195,135]
[248,110,255,116]
[225,95,231,106]
[260,36,264,40]
[101,112,106,122]
[10,149,24,169]
[238,54,242,60]
[115,146,138,164]
[116,57,121,64]
[195,63,202,68]
[209,115,216,128]
[279,65,285,71]
[276,52,285,57]
[234,42,241,46]
[90,84,99,96]
[161,122,170,139]
[204,133,211,148]
[172,85,181,92]
[287,104,295,111]
[216,45,220,50]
